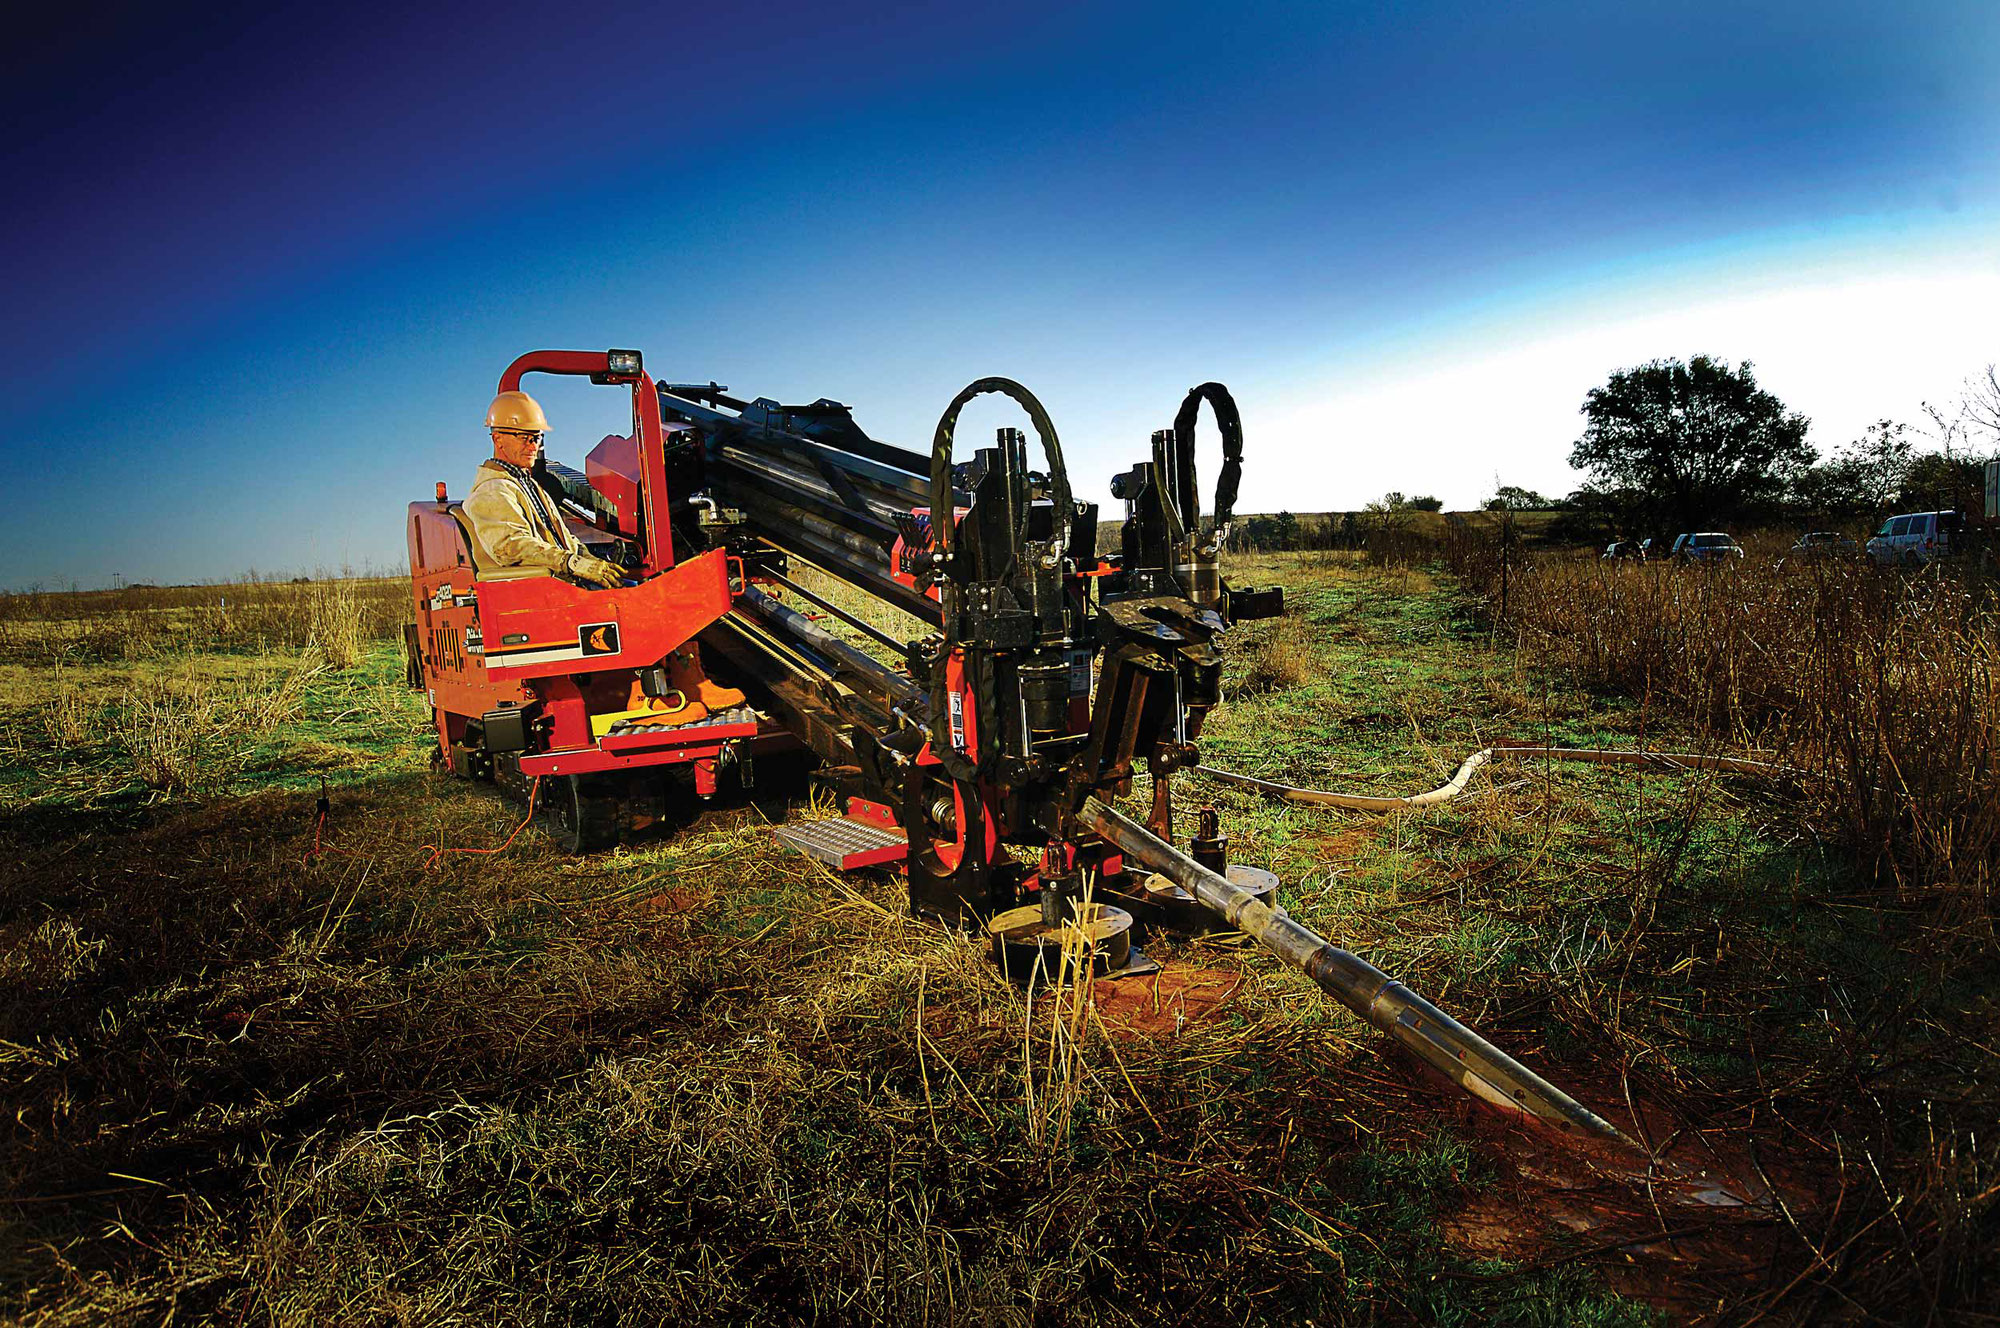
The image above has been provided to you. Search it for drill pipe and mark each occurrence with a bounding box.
[760,569,909,655]
[752,527,944,627]
[1076,798,1634,1147]
[738,585,924,709]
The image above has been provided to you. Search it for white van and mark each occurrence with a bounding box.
[1866,510,1962,566]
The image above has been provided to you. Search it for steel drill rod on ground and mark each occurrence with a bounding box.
[1076,799,1634,1147]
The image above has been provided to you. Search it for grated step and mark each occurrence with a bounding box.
[774,816,909,871]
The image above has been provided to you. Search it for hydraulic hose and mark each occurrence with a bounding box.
[1077,798,1634,1147]
[1195,746,1799,813]
[1171,382,1245,541]
[928,377,1074,562]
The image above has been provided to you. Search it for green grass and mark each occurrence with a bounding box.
[1,559,1990,1323]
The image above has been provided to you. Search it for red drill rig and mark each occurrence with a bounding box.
[406,348,1629,1146]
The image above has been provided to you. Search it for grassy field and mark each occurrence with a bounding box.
[1,559,1991,1324]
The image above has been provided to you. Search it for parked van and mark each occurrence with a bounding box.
[1866,511,1962,567]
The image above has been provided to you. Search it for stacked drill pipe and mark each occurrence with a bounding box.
[664,390,948,625]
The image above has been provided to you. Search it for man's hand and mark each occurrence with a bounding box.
[566,550,627,588]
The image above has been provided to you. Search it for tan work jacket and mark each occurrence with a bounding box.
[463,459,583,573]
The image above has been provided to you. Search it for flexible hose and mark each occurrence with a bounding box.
[928,376,1074,561]
[1195,746,1799,813]
[1171,382,1244,540]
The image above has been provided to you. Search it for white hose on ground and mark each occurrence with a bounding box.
[1194,747,1800,812]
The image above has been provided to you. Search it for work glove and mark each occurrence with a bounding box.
[566,550,627,588]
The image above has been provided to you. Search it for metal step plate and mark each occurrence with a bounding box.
[774,815,909,870]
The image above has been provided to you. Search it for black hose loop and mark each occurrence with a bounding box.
[928,377,1074,567]
[1172,382,1244,541]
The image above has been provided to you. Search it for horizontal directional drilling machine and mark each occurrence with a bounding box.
[407,348,1631,1146]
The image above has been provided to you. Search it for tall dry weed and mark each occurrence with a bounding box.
[116,671,218,794]
[39,668,90,749]
[306,580,365,670]
[1446,541,1999,903]
[1235,613,1318,694]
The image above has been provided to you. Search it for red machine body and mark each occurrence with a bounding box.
[406,350,775,843]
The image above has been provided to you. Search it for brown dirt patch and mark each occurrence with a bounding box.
[1309,826,1378,860]
[1388,1050,1833,1320]
[1090,965,1244,1037]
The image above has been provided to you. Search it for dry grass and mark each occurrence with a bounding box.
[305,579,366,670]
[6,557,1995,1323]
[1235,612,1319,694]
[113,668,218,793]
[1448,541,2000,904]
[36,666,88,749]
[0,575,408,665]
[1428,535,2000,1318]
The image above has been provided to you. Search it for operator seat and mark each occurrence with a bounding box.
[447,503,553,582]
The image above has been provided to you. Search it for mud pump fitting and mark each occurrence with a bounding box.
[1077,799,1635,1147]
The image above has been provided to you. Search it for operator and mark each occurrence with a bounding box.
[464,390,627,588]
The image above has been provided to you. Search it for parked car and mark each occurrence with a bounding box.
[1670,532,1744,563]
[1601,539,1641,560]
[1866,510,1963,567]
[1638,537,1668,561]
[1785,530,1859,562]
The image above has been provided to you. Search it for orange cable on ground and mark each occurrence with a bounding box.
[1195,746,1800,813]
[421,776,543,869]
[306,776,545,874]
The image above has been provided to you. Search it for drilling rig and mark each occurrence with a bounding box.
[407,348,1630,1146]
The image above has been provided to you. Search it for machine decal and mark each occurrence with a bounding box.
[578,621,621,656]
[1067,648,1093,697]
[484,639,589,666]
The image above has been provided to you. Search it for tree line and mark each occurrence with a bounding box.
[1565,356,1997,537]
[1231,357,1998,551]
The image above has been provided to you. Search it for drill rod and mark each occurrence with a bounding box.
[1076,799,1634,1147]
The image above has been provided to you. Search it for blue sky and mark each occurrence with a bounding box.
[4,0,1996,587]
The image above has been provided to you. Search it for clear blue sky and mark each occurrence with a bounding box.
[5,0,1996,587]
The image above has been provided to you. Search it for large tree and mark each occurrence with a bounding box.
[1570,355,1813,531]
[1793,419,1913,520]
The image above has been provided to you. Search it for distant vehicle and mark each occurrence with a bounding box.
[1866,510,1962,567]
[1670,532,1744,563]
[1601,539,1641,560]
[1638,537,1668,561]
[1785,530,1859,562]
